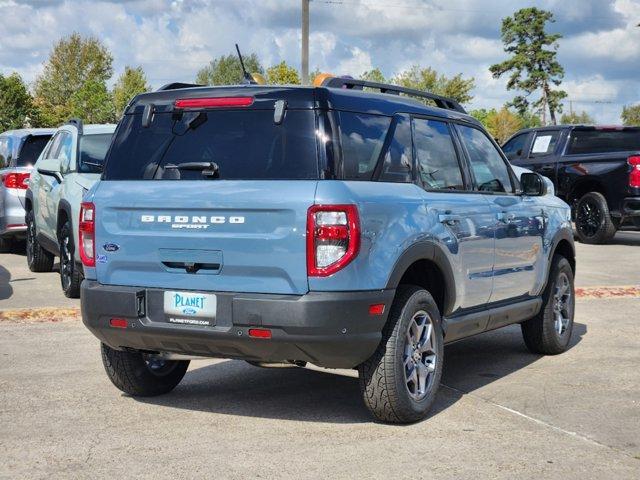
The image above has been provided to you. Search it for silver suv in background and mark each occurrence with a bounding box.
[0,129,55,252]
[25,120,115,297]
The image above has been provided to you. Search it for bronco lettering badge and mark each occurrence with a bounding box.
[141,214,245,230]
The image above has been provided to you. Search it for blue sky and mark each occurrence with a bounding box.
[1,0,639,123]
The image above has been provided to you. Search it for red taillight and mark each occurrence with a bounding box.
[248,328,272,339]
[79,202,95,267]
[2,172,30,190]
[174,97,254,109]
[307,204,360,277]
[109,318,127,329]
[629,155,640,188]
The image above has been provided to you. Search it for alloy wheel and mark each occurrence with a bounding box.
[403,310,438,401]
[60,234,73,290]
[553,272,573,336]
[576,198,601,238]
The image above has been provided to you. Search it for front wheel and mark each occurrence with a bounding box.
[521,255,575,355]
[58,221,82,298]
[358,285,444,424]
[101,343,190,396]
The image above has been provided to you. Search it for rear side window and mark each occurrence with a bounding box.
[457,125,513,193]
[530,131,560,157]
[103,110,319,180]
[17,135,51,167]
[79,133,113,173]
[413,118,464,190]
[379,115,413,183]
[567,129,640,155]
[338,112,390,180]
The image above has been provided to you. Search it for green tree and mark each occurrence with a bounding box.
[69,80,114,124]
[196,53,264,86]
[360,68,386,83]
[621,104,640,126]
[0,73,39,130]
[486,107,524,143]
[490,7,566,125]
[560,110,594,125]
[392,65,475,105]
[266,61,300,85]
[34,32,113,126]
[469,108,494,126]
[113,66,150,117]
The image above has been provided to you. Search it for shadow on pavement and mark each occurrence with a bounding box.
[0,264,12,301]
[608,231,640,247]
[134,322,586,424]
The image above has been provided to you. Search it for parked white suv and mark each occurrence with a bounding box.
[25,120,115,297]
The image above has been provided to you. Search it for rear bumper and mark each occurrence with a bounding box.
[81,280,395,369]
[0,189,27,237]
[621,197,640,217]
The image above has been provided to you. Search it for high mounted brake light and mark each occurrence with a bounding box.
[2,172,30,190]
[629,155,640,188]
[307,205,360,277]
[79,202,96,267]
[174,97,254,109]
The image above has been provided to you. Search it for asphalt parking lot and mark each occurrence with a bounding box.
[1,232,639,479]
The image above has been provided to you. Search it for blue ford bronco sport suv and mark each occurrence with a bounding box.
[81,77,576,423]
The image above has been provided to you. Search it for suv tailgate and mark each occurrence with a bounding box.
[92,180,317,295]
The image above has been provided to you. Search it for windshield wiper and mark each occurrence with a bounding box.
[164,161,220,178]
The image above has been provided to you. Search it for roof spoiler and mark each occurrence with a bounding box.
[157,82,204,92]
[321,77,466,114]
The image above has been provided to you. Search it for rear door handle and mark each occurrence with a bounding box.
[439,213,462,225]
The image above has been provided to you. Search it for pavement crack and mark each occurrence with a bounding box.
[440,383,636,459]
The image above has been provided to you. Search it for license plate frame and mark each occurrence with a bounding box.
[163,291,217,326]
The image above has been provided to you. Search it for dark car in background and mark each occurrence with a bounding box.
[0,128,55,252]
[503,125,640,244]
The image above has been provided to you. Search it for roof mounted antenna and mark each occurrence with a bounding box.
[235,44,257,85]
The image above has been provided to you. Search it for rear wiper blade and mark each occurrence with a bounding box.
[165,161,220,178]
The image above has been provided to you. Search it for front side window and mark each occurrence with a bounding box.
[57,133,74,173]
[379,115,413,183]
[338,112,391,180]
[530,131,560,157]
[457,124,513,193]
[502,133,527,160]
[414,118,464,190]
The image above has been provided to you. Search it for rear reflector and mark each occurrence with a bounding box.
[109,318,127,329]
[369,304,385,315]
[248,328,272,339]
[174,97,254,109]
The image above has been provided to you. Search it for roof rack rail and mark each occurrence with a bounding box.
[321,77,466,113]
[65,118,83,135]
[157,82,204,92]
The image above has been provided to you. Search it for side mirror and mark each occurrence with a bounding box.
[520,172,547,196]
[37,158,63,183]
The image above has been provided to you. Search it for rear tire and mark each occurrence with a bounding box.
[58,220,81,298]
[521,255,575,355]
[632,217,640,229]
[101,343,190,397]
[574,192,616,244]
[358,285,444,424]
[26,210,54,272]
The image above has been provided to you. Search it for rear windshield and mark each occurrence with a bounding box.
[79,133,113,173]
[17,135,51,166]
[103,110,319,180]
[567,129,640,155]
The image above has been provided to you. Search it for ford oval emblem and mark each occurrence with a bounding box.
[182,307,197,316]
[103,243,120,252]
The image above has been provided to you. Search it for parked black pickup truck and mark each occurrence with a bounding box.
[503,125,640,244]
